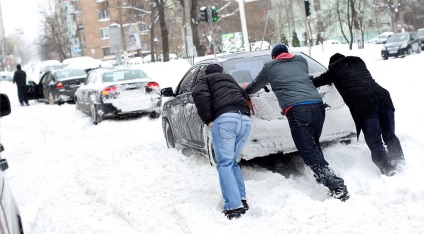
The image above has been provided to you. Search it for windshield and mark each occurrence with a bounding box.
[417,30,424,36]
[222,53,326,83]
[54,69,87,80]
[386,34,409,43]
[102,69,150,82]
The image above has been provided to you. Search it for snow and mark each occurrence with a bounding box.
[1,44,424,233]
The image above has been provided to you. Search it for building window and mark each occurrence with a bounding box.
[100,28,109,39]
[102,47,112,56]
[98,9,110,20]
[314,0,321,11]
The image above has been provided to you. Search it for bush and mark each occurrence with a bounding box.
[292,31,300,47]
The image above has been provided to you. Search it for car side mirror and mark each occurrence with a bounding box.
[161,87,175,97]
[0,93,11,117]
[28,80,37,86]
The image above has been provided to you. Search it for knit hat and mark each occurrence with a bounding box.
[329,53,345,64]
[205,64,223,75]
[271,43,289,58]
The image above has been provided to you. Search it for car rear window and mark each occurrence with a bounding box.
[102,70,150,83]
[222,53,326,83]
[55,69,87,80]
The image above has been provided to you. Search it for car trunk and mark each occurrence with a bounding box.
[57,76,86,92]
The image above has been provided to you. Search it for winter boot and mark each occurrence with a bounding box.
[223,208,245,220]
[311,164,350,202]
[242,199,249,211]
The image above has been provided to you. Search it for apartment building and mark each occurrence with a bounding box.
[56,0,150,61]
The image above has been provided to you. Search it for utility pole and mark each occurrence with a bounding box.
[118,0,128,64]
[300,0,311,56]
[237,0,250,52]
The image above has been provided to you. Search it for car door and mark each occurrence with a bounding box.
[169,67,200,147]
[80,72,98,112]
[41,72,53,99]
[24,80,42,101]
[410,33,419,51]
[185,65,209,148]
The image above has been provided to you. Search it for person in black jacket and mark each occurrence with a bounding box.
[12,64,29,106]
[313,53,405,176]
[192,64,251,220]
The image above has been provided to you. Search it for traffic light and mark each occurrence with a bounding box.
[200,6,208,22]
[304,0,311,17]
[211,6,218,22]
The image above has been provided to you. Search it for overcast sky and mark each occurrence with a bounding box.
[1,0,46,40]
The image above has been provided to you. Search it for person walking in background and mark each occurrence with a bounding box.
[313,53,405,176]
[192,64,251,219]
[243,44,349,201]
[12,64,29,106]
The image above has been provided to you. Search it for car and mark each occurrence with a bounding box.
[160,50,356,165]
[0,93,25,234]
[417,28,424,49]
[367,32,394,44]
[64,57,113,73]
[250,41,271,51]
[75,68,162,125]
[24,68,87,105]
[381,32,421,60]
[37,60,62,79]
[323,39,341,45]
[0,71,13,82]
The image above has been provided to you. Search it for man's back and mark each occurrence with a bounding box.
[13,70,27,87]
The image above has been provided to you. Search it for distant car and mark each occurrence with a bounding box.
[37,60,62,79]
[323,39,341,45]
[0,71,13,82]
[381,32,421,60]
[75,68,162,125]
[160,50,355,165]
[367,32,394,44]
[250,41,270,51]
[25,68,87,105]
[0,93,25,234]
[417,28,424,49]
[64,57,113,73]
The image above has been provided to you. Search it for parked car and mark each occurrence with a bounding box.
[24,68,87,105]
[0,93,24,234]
[250,41,271,51]
[323,39,341,45]
[417,28,424,49]
[0,71,13,82]
[160,50,355,165]
[381,32,421,60]
[37,60,62,79]
[367,32,394,44]
[75,68,162,125]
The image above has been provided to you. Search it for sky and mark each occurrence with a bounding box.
[1,44,424,233]
[1,0,46,39]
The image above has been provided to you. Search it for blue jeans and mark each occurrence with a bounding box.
[361,103,404,173]
[210,112,251,210]
[286,103,328,167]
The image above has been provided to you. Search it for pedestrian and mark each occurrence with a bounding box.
[243,44,349,201]
[192,64,251,219]
[12,64,29,106]
[313,53,405,176]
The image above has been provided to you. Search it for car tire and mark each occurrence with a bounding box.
[407,47,413,55]
[383,55,388,60]
[163,119,175,148]
[90,102,101,125]
[206,130,217,167]
[75,99,80,111]
[417,46,421,54]
[48,92,55,105]
[149,109,161,118]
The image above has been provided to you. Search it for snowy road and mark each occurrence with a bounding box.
[1,45,424,233]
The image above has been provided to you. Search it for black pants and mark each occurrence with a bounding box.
[361,103,404,172]
[17,86,28,105]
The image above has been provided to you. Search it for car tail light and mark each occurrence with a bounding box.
[102,86,117,95]
[55,82,64,89]
[146,82,160,92]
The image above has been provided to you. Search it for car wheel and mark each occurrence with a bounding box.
[407,47,413,55]
[417,46,421,54]
[383,55,388,60]
[163,119,175,148]
[75,99,80,111]
[207,131,217,167]
[48,92,55,105]
[90,103,101,125]
[149,109,161,118]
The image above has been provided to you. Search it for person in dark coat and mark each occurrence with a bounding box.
[192,64,251,220]
[243,44,349,201]
[313,53,405,176]
[12,64,29,106]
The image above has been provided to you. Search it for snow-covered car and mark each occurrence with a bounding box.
[381,32,421,60]
[37,60,62,79]
[250,41,270,51]
[367,32,394,44]
[160,50,356,165]
[75,68,162,125]
[64,56,113,72]
[417,28,424,49]
[0,93,24,234]
[0,71,13,82]
[24,68,87,105]
[323,39,341,45]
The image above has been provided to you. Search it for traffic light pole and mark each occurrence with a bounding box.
[300,0,311,56]
[208,6,217,58]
